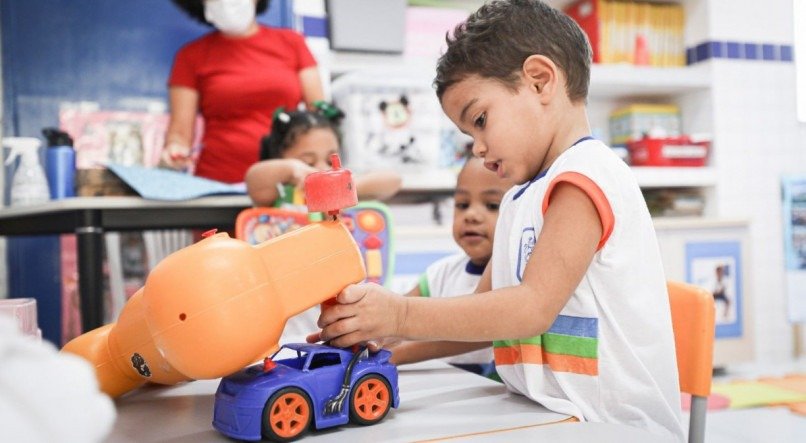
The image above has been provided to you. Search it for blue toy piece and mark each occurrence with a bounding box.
[340,201,395,286]
[212,343,400,442]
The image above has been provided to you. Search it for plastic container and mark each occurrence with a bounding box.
[3,137,51,206]
[609,104,681,147]
[627,135,710,167]
[42,127,76,199]
[0,298,41,340]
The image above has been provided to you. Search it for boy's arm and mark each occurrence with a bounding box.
[320,182,602,345]
[244,159,317,206]
[390,340,491,365]
[390,266,492,363]
[354,170,402,201]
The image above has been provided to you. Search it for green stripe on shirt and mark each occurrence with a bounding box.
[494,334,598,359]
[418,274,430,297]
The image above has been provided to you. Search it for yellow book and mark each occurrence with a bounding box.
[660,3,671,67]
[649,3,661,66]
[598,0,613,63]
[634,1,652,65]
[674,4,686,66]
[614,1,627,63]
[627,1,636,64]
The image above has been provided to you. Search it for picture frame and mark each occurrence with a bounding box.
[781,175,806,322]
[685,240,743,338]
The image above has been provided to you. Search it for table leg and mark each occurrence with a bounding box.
[76,218,104,332]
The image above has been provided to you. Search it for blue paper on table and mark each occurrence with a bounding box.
[106,163,247,201]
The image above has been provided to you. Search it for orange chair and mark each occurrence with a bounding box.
[667,281,716,443]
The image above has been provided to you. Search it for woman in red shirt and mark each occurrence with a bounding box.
[162,0,325,183]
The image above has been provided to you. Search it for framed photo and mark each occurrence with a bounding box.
[782,176,806,322]
[686,241,743,338]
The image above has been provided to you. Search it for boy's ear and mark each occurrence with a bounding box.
[522,55,557,102]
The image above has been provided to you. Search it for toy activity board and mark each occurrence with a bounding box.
[236,201,395,288]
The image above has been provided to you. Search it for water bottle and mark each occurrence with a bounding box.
[42,127,76,199]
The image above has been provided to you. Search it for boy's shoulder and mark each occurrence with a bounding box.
[550,138,628,176]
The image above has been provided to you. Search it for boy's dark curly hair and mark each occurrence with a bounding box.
[259,103,345,161]
[171,0,271,26]
[434,0,591,104]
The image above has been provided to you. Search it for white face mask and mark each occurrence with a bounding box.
[204,0,256,36]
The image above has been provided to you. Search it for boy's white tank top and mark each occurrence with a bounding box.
[490,139,685,441]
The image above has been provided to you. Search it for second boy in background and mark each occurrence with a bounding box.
[393,156,515,377]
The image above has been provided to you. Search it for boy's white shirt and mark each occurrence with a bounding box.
[420,253,494,365]
[491,139,685,442]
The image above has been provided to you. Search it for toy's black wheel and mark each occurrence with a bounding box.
[349,374,392,425]
[262,387,312,442]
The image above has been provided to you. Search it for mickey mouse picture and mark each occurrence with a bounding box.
[377,95,423,164]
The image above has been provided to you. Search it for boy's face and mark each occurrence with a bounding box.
[284,127,339,170]
[453,158,511,266]
[441,74,554,185]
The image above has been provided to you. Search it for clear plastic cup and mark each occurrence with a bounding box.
[0,298,41,340]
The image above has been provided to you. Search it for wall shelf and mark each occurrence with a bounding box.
[330,54,713,98]
[394,166,716,201]
[589,63,712,98]
[631,166,717,188]
[329,52,436,77]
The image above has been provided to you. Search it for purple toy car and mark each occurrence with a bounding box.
[213,343,400,442]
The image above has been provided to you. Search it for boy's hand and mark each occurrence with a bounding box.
[316,283,408,348]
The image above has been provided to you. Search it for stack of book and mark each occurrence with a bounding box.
[565,0,685,67]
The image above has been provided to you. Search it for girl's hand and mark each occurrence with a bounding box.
[284,159,317,187]
[158,142,193,171]
[316,283,408,349]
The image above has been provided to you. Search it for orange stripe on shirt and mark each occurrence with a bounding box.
[541,171,614,250]
[495,344,599,376]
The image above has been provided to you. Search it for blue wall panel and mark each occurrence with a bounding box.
[1,0,292,345]
[2,0,292,137]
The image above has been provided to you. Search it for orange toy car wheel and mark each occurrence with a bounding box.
[262,387,312,442]
[349,374,392,425]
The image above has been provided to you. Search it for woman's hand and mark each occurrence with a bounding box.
[158,142,193,171]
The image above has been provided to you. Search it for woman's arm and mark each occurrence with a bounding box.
[298,66,325,108]
[355,170,403,201]
[161,86,199,170]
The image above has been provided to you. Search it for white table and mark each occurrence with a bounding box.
[0,196,252,332]
[106,361,668,442]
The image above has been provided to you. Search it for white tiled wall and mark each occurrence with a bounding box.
[705,0,795,43]
[702,0,806,362]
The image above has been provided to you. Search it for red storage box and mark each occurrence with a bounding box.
[627,136,709,167]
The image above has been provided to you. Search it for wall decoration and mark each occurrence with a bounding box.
[686,241,743,338]
[782,176,806,322]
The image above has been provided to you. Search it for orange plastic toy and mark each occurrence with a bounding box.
[62,155,366,397]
